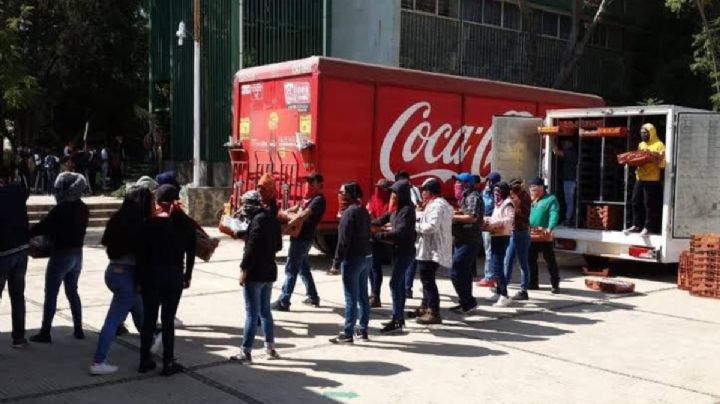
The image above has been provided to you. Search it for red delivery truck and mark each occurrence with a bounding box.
[229,56,604,253]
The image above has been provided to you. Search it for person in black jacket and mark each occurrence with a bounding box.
[0,168,30,348]
[89,187,152,375]
[330,182,372,344]
[137,184,195,376]
[29,172,89,343]
[372,180,417,333]
[231,190,282,363]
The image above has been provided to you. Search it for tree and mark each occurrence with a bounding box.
[667,0,720,109]
[0,0,148,152]
[553,0,616,89]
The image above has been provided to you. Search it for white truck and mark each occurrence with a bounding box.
[490,106,720,265]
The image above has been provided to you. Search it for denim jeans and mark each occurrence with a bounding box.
[405,260,417,292]
[242,282,274,352]
[450,241,480,308]
[0,250,28,340]
[93,264,143,363]
[341,256,371,336]
[482,232,493,279]
[491,236,510,297]
[564,180,576,222]
[504,230,531,292]
[41,251,83,333]
[389,254,414,320]
[279,239,318,306]
[140,268,184,364]
[418,260,440,311]
[369,242,389,296]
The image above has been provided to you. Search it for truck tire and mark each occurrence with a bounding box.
[313,233,338,255]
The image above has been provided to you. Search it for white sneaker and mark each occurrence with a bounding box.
[89,362,119,375]
[150,333,162,355]
[493,296,512,308]
[174,317,184,327]
[488,293,500,301]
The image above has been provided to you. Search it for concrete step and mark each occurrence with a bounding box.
[29,217,109,228]
[27,208,118,221]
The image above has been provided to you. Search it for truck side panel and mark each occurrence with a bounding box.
[317,76,375,222]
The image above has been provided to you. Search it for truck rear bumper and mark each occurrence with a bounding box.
[552,227,665,263]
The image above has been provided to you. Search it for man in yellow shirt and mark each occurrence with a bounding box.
[624,123,666,236]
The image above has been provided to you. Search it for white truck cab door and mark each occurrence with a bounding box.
[490,115,544,182]
[673,112,720,238]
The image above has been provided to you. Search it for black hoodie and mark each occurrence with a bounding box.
[373,180,417,256]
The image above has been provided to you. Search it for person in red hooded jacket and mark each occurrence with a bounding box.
[365,179,392,307]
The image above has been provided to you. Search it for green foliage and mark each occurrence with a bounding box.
[0,0,148,150]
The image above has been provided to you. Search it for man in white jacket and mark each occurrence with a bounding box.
[411,178,453,324]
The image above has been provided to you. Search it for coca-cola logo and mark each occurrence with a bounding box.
[379,101,532,182]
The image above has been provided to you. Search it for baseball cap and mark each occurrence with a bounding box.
[486,171,501,183]
[529,177,545,186]
[452,172,475,184]
[304,172,324,183]
[421,178,442,194]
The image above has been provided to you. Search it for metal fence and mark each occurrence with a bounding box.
[400,10,626,98]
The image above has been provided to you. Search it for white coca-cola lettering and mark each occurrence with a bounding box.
[380,101,532,182]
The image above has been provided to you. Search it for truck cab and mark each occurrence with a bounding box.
[493,106,720,265]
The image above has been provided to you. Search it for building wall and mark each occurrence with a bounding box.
[330,0,401,66]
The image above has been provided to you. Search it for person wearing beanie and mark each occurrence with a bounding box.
[372,180,417,333]
[528,177,561,293]
[274,172,325,311]
[29,172,90,344]
[477,171,501,288]
[450,173,483,314]
[409,177,453,325]
[330,182,372,344]
[485,181,514,307]
[137,184,196,376]
[364,179,393,307]
[232,189,283,363]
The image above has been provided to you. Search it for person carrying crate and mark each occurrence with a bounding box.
[623,123,666,236]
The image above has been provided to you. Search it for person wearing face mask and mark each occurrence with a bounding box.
[330,182,372,344]
[622,123,666,236]
[274,172,325,311]
[527,177,561,293]
[504,179,533,301]
[477,172,501,288]
[449,173,483,314]
[394,170,421,299]
[365,179,393,307]
[484,182,514,307]
[372,180,417,333]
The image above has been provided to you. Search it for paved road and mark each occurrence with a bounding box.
[1,229,718,403]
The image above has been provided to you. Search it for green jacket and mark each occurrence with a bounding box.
[529,193,560,230]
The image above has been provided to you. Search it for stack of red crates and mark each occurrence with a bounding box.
[585,205,623,230]
[678,234,720,299]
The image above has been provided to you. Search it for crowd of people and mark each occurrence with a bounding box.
[1,138,126,195]
[0,163,565,376]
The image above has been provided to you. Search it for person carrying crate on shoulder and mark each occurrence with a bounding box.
[623,123,666,237]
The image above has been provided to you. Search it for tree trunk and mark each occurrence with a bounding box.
[695,0,720,97]
[553,0,615,89]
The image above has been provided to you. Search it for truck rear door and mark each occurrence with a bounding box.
[490,115,544,181]
[672,112,720,238]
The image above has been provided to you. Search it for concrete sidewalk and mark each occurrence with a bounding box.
[1,229,719,403]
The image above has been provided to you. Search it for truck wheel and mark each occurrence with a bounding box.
[313,233,338,255]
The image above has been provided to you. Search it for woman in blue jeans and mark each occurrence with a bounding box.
[89,188,152,375]
[503,181,533,301]
[485,182,515,308]
[29,172,89,344]
[232,187,282,363]
[330,182,372,344]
